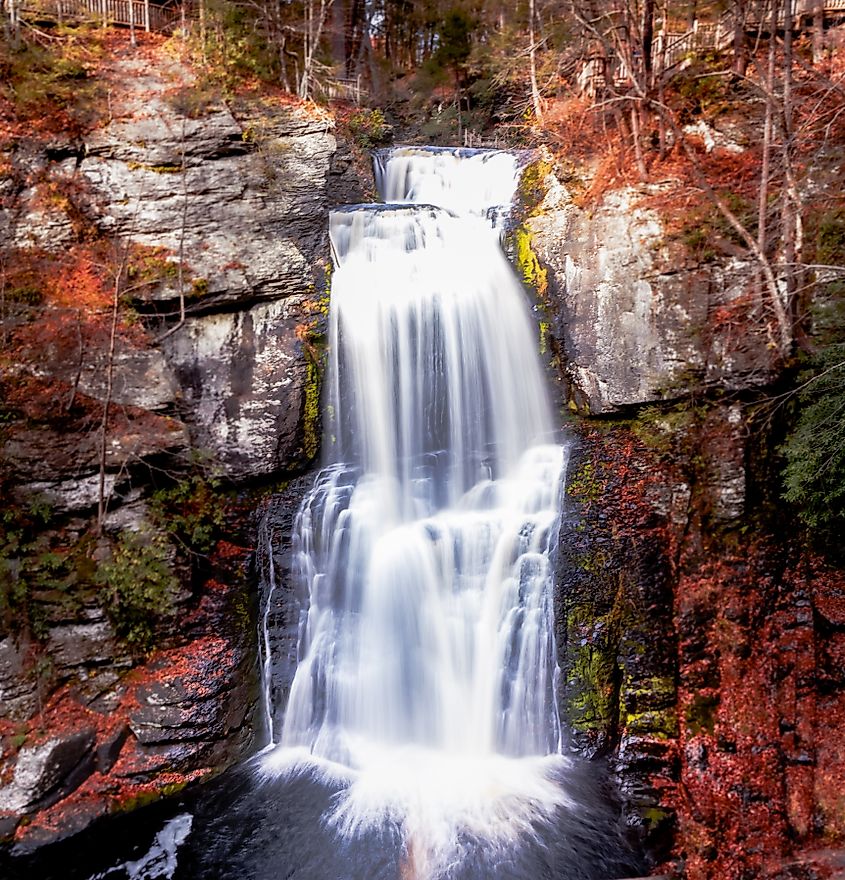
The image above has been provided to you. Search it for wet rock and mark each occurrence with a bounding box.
[46,619,120,673]
[0,730,96,813]
[255,475,317,742]
[96,724,130,774]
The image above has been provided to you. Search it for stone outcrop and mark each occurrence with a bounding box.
[529,182,780,414]
[161,296,313,480]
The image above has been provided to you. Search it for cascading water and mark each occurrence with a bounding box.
[259,147,571,877]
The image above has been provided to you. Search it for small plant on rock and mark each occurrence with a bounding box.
[347,109,390,150]
[95,530,179,651]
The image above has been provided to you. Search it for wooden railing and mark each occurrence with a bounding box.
[320,75,366,105]
[654,12,734,73]
[655,0,845,73]
[579,0,845,97]
[18,0,179,31]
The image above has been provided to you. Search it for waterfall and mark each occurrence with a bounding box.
[259,147,571,877]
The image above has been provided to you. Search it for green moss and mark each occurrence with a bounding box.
[190,277,209,298]
[632,404,700,455]
[563,604,618,733]
[127,252,179,285]
[114,778,193,814]
[538,320,550,356]
[518,157,553,216]
[126,161,182,174]
[303,358,321,461]
[567,461,601,503]
[231,585,252,634]
[514,226,548,300]
[622,675,679,739]
[685,692,719,735]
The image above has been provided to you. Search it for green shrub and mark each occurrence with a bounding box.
[347,109,390,150]
[0,497,96,637]
[781,345,845,536]
[166,82,222,119]
[0,497,53,631]
[95,531,178,650]
[813,208,845,267]
[150,475,225,555]
[678,192,755,262]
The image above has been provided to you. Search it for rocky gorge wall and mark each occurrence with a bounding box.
[528,166,845,878]
[0,44,367,854]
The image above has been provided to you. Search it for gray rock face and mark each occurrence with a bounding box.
[71,347,179,412]
[0,638,38,722]
[7,413,188,514]
[46,619,120,672]
[530,184,780,413]
[0,730,96,813]
[162,296,311,478]
[0,47,334,852]
[79,56,335,316]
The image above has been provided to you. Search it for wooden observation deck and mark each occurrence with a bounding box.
[11,0,182,32]
[578,0,845,97]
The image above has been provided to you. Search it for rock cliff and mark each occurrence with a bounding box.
[0,43,365,853]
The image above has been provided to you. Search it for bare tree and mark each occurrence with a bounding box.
[300,0,335,99]
[529,0,544,120]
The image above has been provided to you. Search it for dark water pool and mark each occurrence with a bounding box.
[1,758,644,880]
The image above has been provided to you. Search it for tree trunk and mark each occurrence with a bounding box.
[98,265,122,532]
[813,0,825,65]
[757,0,777,261]
[455,73,462,142]
[642,0,655,87]
[732,0,749,77]
[630,102,648,180]
[528,0,543,120]
[129,0,136,47]
[781,0,803,348]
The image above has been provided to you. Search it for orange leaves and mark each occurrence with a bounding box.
[44,247,111,312]
[1,244,151,423]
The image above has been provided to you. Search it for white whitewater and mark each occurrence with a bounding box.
[260,147,570,878]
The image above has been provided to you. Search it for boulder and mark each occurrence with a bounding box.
[0,730,96,813]
[530,185,780,412]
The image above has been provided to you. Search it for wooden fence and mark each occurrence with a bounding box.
[580,0,845,96]
[17,0,179,31]
[320,75,366,106]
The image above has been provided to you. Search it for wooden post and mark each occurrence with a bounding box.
[101,0,107,27]
[143,0,149,31]
[9,0,20,48]
[129,0,136,45]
